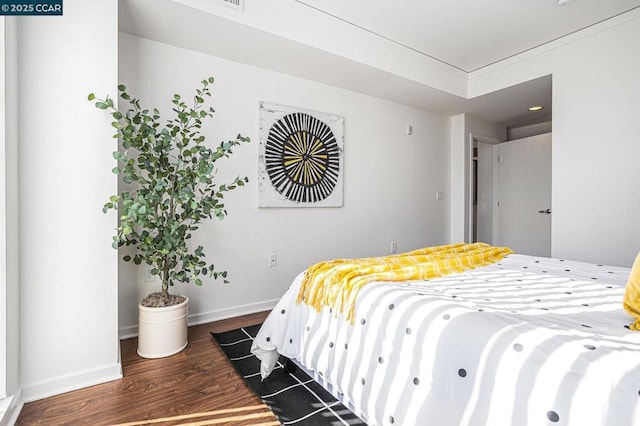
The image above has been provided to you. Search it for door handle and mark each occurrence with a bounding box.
[538,209,551,214]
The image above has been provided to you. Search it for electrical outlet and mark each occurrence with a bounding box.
[269,253,277,267]
[391,241,397,254]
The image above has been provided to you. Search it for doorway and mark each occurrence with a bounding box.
[470,133,552,257]
[469,134,499,245]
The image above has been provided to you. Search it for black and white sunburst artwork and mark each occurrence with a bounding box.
[258,102,344,207]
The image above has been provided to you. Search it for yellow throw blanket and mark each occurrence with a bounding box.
[296,242,514,323]
[622,251,640,331]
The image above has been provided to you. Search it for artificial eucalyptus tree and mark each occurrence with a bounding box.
[89,77,249,307]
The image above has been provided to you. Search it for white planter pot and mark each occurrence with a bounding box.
[137,297,189,358]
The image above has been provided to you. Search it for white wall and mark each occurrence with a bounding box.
[449,115,466,242]
[2,14,19,406]
[508,121,552,140]
[469,10,640,267]
[1,17,7,403]
[17,0,121,401]
[117,33,451,334]
[1,16,22,424]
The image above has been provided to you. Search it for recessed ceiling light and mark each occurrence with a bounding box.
[528,106,544,111]
[557,0,574,6]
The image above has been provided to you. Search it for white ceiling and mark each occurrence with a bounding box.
[295,0,640,72]
[119,0,640,129]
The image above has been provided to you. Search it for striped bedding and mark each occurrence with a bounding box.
[251,253,640,426]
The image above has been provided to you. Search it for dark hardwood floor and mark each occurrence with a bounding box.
[17,311,279,425]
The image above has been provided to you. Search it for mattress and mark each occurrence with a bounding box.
[251,253,639,426]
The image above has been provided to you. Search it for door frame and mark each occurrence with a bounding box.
[467,132,500,244]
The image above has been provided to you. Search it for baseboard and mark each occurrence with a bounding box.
[119,299,279,339]
[21,362,123,403]
[0,389,23,426]
[188,298,279,326]
[119,323,139,340]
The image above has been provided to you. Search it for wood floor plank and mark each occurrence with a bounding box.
[16,311,277,425]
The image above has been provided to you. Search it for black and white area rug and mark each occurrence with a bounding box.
[211,324,366,425]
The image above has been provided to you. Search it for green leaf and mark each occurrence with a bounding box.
[93,76,251,289]
[123,255,132,262]
[87,93,96,101]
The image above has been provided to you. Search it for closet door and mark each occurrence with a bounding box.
[497,133,552,257]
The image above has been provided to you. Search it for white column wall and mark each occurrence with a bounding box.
[2,15,19,403]
[18,0,121,401]
[449,114,466,243]
[0,16,7,403]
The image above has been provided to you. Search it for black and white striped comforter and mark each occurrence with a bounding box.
[251,254,639,426]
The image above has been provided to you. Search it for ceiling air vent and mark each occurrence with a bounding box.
[215,0,244,11]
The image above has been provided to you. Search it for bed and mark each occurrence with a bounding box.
[251,243,640,426]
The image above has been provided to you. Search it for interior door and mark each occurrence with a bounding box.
[497,133,552,256]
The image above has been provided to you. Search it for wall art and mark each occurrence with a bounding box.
[258,102,344,207]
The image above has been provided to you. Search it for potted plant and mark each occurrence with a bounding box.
[89,77,249,358]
